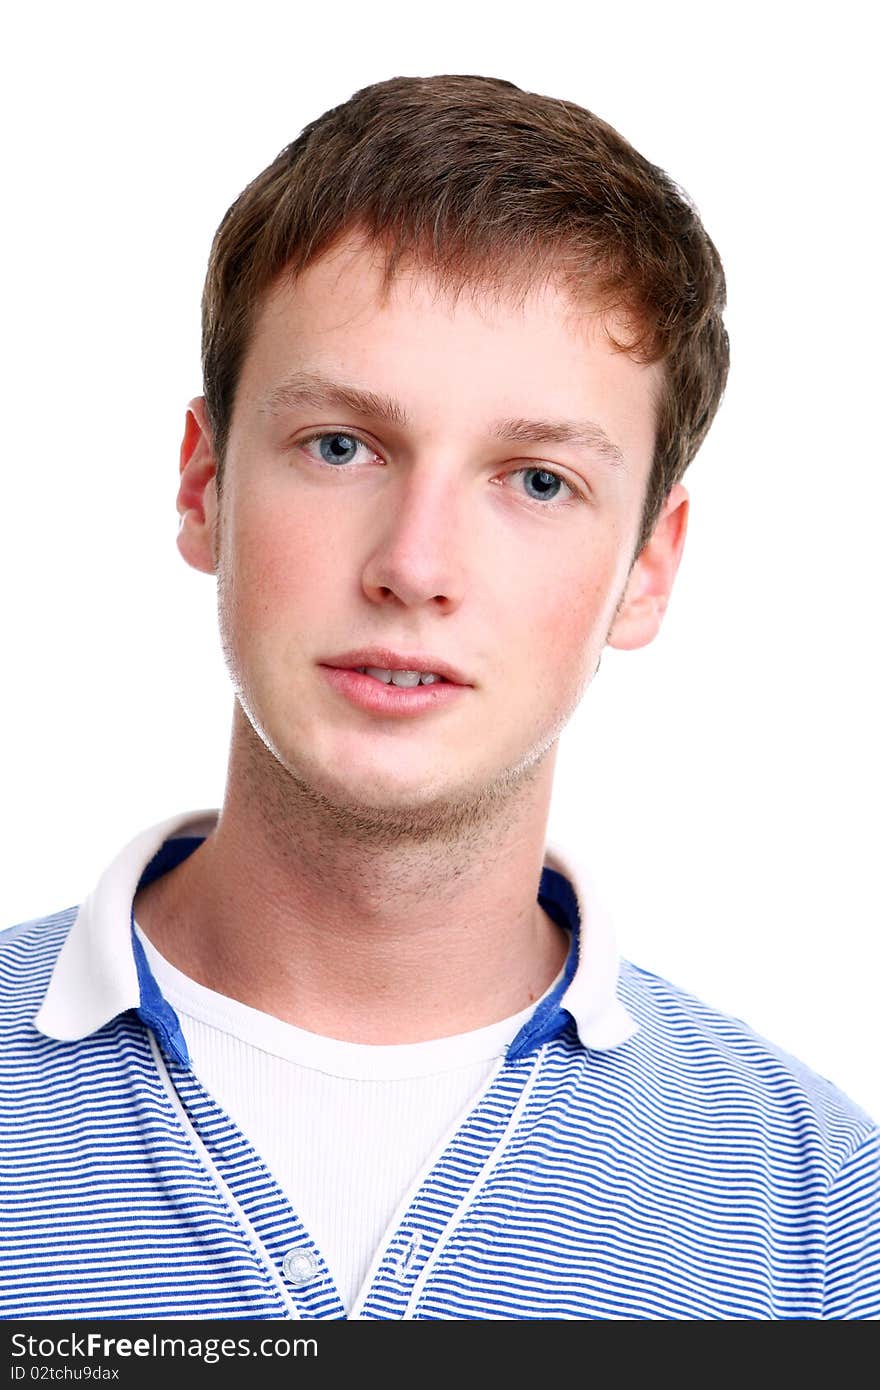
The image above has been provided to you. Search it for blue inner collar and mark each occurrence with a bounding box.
[130,838,581,1067]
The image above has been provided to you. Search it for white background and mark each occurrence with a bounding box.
[2,2,877,1119]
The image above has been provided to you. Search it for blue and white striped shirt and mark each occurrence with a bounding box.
[2,812,878,1319]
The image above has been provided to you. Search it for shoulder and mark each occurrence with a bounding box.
[614,957,877,1174]
[0,906,78,1033]
[1,905,77,963]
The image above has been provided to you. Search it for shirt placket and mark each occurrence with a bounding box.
[163,1060,348,1318]
[352,1054,540,1319]
[159,1039,541,1320]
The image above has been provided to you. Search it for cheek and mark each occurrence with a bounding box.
[220,498,340,642]
[547,584,606,664]
[517,548,624,695]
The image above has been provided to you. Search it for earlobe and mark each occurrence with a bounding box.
[176,397,219,576]
[607,484,689,651]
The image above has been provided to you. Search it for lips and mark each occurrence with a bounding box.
[321,648,471,686]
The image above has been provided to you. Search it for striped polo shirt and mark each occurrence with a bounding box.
[1,811,878,1319]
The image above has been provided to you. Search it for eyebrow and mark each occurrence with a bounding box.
[261,370,624,467]
[491,416,624,467]
[261,371,409,428]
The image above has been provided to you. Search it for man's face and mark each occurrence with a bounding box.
[182,235,682,824]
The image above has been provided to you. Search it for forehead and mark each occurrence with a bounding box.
[235,233,662,456]
[250,232,619,356]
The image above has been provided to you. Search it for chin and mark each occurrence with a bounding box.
[308,764,452,815]
[271,745,442,811]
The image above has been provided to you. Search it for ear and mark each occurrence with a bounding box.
[607,484,689,650]
[177,397,219,575]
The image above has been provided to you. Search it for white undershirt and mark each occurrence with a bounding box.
[134,924,557,1313]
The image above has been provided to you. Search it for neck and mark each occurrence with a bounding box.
[135,706,569,1042]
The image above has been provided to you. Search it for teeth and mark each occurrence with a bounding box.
[361,667,444,687]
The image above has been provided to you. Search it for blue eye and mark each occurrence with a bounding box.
[313,433,362,465]
[298,431,381,469]
[515,468,573,503]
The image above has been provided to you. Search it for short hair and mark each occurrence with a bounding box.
[201,74,729,553]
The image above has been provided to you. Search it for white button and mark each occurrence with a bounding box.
[282,1247,318,1285]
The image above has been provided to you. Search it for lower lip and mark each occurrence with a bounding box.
[319,666,469,717]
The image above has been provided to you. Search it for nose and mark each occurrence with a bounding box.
[361,466,467,612]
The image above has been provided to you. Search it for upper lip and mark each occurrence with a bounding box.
[321,648,472,686]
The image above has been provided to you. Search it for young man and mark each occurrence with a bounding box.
[2,75,877,1321]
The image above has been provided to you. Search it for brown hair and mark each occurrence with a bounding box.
[202,74,728,552]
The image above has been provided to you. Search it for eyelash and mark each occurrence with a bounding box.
[296,431,582,507]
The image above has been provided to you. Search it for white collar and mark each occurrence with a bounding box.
[35,810,637,1053]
